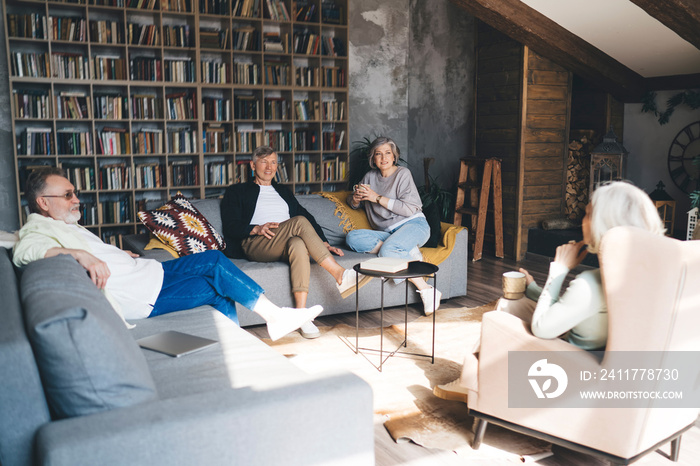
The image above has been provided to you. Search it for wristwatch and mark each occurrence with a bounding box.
[376,195,383,203]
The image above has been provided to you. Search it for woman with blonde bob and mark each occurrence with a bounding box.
[434,181,665,402]
[346,136,440,315]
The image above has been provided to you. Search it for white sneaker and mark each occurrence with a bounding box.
[418,287,442,315]
[266,305,323,341]
[336,269,371,299]
[299,320,320,339]
[409,246,423,262]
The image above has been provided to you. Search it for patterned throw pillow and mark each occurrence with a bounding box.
[137,194,226,255]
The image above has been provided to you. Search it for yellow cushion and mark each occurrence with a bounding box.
[144,235,179,258]
[317,190,371,232]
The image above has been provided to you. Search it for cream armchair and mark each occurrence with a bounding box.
[464,226,700,464]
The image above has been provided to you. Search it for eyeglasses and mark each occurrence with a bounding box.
[41,190,80,200]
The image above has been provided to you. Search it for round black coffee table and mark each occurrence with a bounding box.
[352,261,439,372]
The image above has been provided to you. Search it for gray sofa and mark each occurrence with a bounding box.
[0,247,374,466]
[123,194,469,327]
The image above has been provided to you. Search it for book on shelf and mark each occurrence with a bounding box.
[89,19,123,44]
[13,88,52,119]
[233,0,261,18]
[7,13,48,40]
[322,1,344,24]
[294,1,316,22]
[263,32,286,52]
[199,0,230,15]
[266,0,290,21]
[162,0,195,13]
[359,257,410,274]
[233,62,261,85]
[162,24,191,47]
[232,26,255,51]
[200,27,229,50]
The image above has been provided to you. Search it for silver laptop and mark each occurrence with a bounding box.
[137,330,218,357]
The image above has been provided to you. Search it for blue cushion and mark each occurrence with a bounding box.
[20,255,158,420]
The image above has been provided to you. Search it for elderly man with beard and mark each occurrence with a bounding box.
[12,167,322,341]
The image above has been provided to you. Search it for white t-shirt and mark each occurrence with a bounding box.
[71,225,164,319]
[249,185,290,225]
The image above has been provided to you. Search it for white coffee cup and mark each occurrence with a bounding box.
[502,271,527,300]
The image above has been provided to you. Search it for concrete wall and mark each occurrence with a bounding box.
[349,0,475,188]
[407,0,474,186]
[624,91,700,237]
[348,0,410,153]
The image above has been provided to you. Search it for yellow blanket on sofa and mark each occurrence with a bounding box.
[318,191,465,266]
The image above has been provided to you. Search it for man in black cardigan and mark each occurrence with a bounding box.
[221,146,369,338]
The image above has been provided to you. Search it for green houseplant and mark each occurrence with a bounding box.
[418,173,455,223]
[691,154,700,209]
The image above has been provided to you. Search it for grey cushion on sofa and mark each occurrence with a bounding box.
[20,255,158,420]
[295,194,347,246]
[0,248,51,466]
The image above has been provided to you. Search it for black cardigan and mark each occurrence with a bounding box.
[220,181,328,259]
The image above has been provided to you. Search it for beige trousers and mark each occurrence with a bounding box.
[241,216,331,293]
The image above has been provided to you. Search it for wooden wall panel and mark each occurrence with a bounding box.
[474,24,572,261]
[476,128,519,143]
[528,70,570,86]
[524,156,565,171]
[518,47,572,259]
[476,85,521,102]
[523,184,563,199]
[527,85,568,101]
[477,114,520,128]
[475,21,524,259]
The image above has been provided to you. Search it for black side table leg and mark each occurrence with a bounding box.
[432,274,437,363]
[404,278,408,347]
[379,278,385,372]
[355,268,359,354]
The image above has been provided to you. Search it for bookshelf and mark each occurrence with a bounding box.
[4,0,349,242]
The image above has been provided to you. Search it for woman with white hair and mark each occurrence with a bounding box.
[434,181,665,402]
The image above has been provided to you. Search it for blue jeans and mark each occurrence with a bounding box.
[150,250,264,325]
[346,217,430,260]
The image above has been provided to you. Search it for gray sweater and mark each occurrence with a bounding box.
[349,167,423,231]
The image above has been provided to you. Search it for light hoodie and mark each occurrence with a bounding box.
[13,213,163,322]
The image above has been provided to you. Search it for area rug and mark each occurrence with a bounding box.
[262,302,552,462]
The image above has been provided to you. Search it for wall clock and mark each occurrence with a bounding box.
[667,120,700,194]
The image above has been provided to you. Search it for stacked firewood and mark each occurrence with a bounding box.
[566,134,594,221]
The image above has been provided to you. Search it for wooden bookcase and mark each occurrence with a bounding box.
[3,0,349,243]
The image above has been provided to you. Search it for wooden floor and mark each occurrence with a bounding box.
[247,253,700,465]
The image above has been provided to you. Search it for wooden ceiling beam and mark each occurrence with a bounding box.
[449,0,647,102]
[646,73,700,91]
[629,0,700,51]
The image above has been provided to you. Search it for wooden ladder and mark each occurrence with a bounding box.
[453,158,504,261]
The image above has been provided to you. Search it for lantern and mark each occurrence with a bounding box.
[649,181,676,236]
[688,207,698,240]
[589,127,627,193]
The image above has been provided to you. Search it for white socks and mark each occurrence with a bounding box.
[252,295,324,341]
[266,306,323,341]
